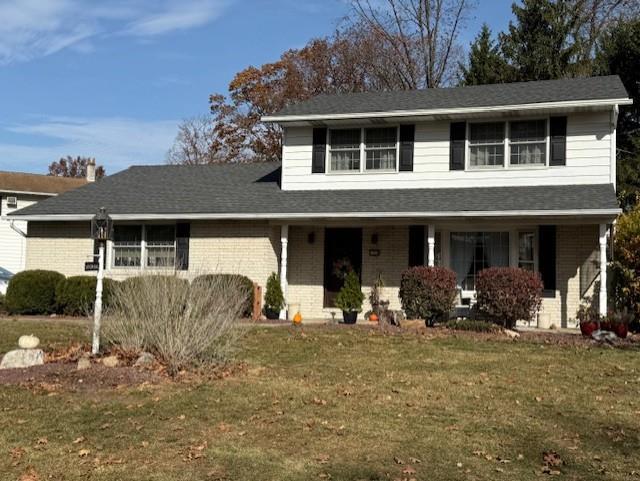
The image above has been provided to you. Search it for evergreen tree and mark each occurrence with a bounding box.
[459,24,511,85]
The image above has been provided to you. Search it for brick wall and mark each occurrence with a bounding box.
[26,221,93,276]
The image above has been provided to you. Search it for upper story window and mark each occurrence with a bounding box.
[328,127,399,173]
[469,122,505,168]
[509,120,547,165]
[329,129,361,172]
[365,127,397,171]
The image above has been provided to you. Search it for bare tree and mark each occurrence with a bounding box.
[166,116,224,165]
[349,0,474,88]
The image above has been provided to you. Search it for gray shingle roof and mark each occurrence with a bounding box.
[10,162,619,219]
[268,76,629,118]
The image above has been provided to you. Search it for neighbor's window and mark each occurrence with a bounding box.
[146,225,176,267]
[518,231,535,271]
[329,129,361,172]
[113,225,142,267]
[509,119,547,165]
[450,232,509,290]
[469,122,505,168]
[365,127,397,170]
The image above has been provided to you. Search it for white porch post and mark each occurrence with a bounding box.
[279,224,289,320]
[599,223,608,317]
[427,224,435,267]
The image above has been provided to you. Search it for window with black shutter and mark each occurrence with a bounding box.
[449,122,466,170]
[399,125,415,171]
[549,116,567,166]
[176,223,190,271]
[312,128,327,173]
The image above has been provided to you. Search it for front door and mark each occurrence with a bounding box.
[323,228,363,308]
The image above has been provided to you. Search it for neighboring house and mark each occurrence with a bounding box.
[9,76,631,327]
[0,170,89,293]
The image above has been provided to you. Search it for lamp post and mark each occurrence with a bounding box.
[91,207,113,355]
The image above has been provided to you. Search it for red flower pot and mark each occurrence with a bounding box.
[601,320,612,332]
[612,322,628,339]
[579,321,598,337]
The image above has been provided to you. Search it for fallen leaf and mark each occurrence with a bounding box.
[78,449,91,457]
[315,454,330,464]
[402,466,417,474]
[393,456,405,465]
[19,467,39,481]
[72,436,85,444]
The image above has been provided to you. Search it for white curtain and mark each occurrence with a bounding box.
[485,232,509,268]
[451,233,476,288]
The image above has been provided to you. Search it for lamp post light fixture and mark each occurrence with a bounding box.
[90,207,112,355]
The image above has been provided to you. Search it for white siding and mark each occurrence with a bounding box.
[281,111,614,191]
[0,194,44,275]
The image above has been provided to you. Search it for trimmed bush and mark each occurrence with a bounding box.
[192,274,254,317]
[475,267,543,329]
[5,270,65,314]
[445,319,499,333]
[55,276,118,316]
[0,292,5,314]
[399,266,457,324]
[264,272,285,315]
[611,202,640,331]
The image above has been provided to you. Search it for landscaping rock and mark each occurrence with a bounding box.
[77,356,91,371]
[504,329,520,339]
[134,352,155,368]
[18,335,40,349]
[0,349,44,369]
[101,355,119,368]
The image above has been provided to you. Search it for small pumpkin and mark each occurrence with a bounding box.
[369,313,379,323]
[292,312,303,325]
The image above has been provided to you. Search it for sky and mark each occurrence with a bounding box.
[0,0,515,175]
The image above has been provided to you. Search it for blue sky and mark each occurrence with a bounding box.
[0,0,514,174]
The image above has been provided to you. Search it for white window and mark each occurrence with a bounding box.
[329,129,361,172]
[450,232,509,291]
[518,231,535,271]
[113,225,142,267]
[469,122,505,168]
[510,119,547,166]
[365,127,397,171]
[146,225,176,267]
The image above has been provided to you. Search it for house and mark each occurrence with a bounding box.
[0,169,90,293]
[9,76,631,327]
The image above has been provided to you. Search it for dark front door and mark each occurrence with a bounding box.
[323,228,363,308]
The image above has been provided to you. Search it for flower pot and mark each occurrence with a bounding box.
[579,321,598,337]
[264,308,280,320]
[612,322,628,339]
[342,311,357,324]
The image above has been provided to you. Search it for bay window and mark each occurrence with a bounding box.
[469,122,505,168]
[510,119,546,165]
[450,232,509,291]
[365,127,397,170]
[329,129,361,172]
[113,225,142,267]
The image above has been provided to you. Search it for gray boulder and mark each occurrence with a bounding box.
[0,349,44,369]
[77,356,91,370]
[134,352,155,367]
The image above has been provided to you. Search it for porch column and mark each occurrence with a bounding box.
[599,223,608,317]
[427,224,435,267]
[279,224,289,320]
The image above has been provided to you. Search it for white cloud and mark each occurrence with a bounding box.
[0,116,179,173]
[0,0,231,64]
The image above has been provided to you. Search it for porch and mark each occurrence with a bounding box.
[277,219,611,328]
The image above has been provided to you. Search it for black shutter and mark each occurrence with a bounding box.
[176,223,190,271]
[312,128,327,173]
[408,225,425,267]
[550,116,567,166]
[538,225,557,294]
[399,125,415,171]
[449,122,466,170]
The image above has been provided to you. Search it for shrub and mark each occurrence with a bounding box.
[5,270,65,314]
[575,295,601,325]
[475,267,543,329]
[335,271,365,313]
[103,273,247,373]
[611,203,640,331]
[264,272,285,314]
[0,292,5,314]
[445,319,499,333]
[399,266,457,324]
[55,276,118,316]
[193,274,253,317]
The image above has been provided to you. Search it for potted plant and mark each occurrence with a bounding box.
[576,297,599,337]
[367,272,389,323]
[609,308,632,339]
[263,272,284,320]
[335,271,365,324]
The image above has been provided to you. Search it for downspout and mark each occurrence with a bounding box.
[9,220,27,271]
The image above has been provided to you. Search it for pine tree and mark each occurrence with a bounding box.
[459,24,511,85]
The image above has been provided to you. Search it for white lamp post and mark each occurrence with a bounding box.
[91,207,112,355]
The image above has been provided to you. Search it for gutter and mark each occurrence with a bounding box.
[262,98,633,123]
[9,220,27,272]
[9,208,622,222]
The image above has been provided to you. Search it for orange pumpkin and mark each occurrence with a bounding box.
[292,312,303,324]
[369,313,379,323]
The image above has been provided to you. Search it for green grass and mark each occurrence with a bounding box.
[0,317,88,354]
[1,320,639,480]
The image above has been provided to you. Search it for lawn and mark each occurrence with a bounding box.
[0,320,639,480]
